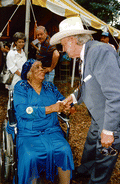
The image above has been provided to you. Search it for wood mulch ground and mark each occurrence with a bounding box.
[0,80,120,184]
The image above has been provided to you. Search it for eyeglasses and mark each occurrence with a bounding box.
[100,146,118,156]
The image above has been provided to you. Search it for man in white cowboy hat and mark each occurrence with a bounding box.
[50,16,120,184]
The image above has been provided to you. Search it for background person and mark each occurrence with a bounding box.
[0,41,10,53]
[6,32,27,90]
[35,26,60,83]
[13,59,74,184]
[100,31,116,50]
[0,41,10,73]
[50,16,120,184]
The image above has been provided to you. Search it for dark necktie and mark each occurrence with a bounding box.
[77,58,83,101]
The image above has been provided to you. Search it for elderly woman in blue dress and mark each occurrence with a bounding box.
[13,59,74,184]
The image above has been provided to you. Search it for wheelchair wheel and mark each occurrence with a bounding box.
[0,119,14,182]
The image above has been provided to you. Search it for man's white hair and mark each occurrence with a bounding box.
[74,34,93,45]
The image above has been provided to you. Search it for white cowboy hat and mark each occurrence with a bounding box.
[50,16,96,45]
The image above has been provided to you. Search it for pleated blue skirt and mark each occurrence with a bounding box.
[17,128,74,183]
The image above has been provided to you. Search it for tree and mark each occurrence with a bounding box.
[75,0,120,28]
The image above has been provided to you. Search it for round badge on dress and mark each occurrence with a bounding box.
[26,107,33,114]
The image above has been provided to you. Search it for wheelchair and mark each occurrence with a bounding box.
[0,90,70,183]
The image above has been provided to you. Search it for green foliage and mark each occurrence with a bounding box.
[75,0,120,27]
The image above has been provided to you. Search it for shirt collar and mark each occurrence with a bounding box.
[80,44,85,61]
[13,46,17,51]
[13,46,24,54]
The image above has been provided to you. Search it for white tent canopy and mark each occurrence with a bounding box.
[0,0,120,39]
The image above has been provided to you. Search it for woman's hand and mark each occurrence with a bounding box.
[15,70,21,77]
[45,102,64,114]
[54,102,64,113]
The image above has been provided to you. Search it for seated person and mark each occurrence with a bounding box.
[13,59,74,184]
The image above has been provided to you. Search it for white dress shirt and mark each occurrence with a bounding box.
[71,44,85,104]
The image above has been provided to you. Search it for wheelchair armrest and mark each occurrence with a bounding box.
[8,90,17,127]
[8,108,17,127]
[57,112,70,140]
[57,112,69,123]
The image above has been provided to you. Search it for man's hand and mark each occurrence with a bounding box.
[62,103,71,114]
[62,95,73,106]
[61,95,74,114]
[101,131,114,148]
[43,67,52,73]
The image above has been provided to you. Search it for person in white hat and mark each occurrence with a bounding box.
[50,16,120,184]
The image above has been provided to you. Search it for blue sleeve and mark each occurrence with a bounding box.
[13,81,65,121]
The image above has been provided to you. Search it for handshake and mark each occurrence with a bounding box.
[56,95,75,114]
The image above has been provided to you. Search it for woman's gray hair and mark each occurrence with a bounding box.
[13,32,26,43]
[74,34,93,45]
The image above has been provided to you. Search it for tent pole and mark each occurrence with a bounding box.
[25,0,31,58]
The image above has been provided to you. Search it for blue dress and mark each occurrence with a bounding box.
[13,80,74,183]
